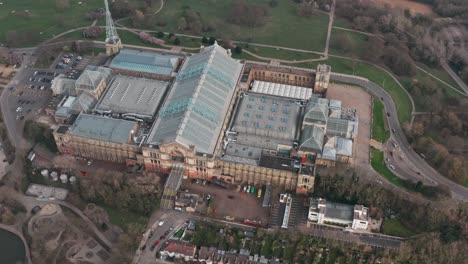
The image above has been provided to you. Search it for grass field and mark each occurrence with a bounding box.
[0,0,105,47]
[372,98,390,143]
[382,219,417,237]
[287,57,413,123]
[101,205,148,230]
[244,46,322,61]
[130,0,329,51]
[370,147,406,187]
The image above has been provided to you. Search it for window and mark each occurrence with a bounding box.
[247,104,252,108]
[244,112,250,117]
[256,114,262,119]
[268,116,275,121]
[258,106,264,110]
[271,108,276,112]
[280,118,288,123]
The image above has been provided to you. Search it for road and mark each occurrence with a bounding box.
[323,0,335,57]
[331,73,468,201]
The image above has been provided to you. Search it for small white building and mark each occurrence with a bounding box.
[308,198,369,230]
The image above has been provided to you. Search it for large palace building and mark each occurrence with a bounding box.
[53,43,358,194]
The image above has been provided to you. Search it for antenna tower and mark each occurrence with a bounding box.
[104,0,122,56]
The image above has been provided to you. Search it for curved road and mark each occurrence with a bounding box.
[331,73,468,201]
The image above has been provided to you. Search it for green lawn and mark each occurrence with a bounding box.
[0,0,105,47]
[372,98,390,143]
[370,147,406,188]
[382,219,417,237]
[288,57,413,123]
[129,0,329,51]
[245,46,322,61]
[101,205,148,230]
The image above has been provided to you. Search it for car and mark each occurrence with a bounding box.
[165,230,171,235]
[15,116,20,120]
[31,205,41,214]
[159,235,166,240]
[389,164,395,170]
[174,206,183,211]
[150,242,157,251]
[154,240,159,246]
[386,112,390,117]
[77,56,82,60]
[158,221,165,227]
[20,116,24,120]
[140,245,146,251]
[87,160,93,166]
[16,107,22,112]
[40,86,45,90]
[392,142,398,148]
[391,128,395,133]
[380,97,384,101]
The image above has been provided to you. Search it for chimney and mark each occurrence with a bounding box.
[227,49,232,57]
[200,45,205,52]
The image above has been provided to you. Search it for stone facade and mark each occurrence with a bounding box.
[244,66,315,90]
[53,128,140,163]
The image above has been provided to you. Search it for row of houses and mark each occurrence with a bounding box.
[160,242,288,264]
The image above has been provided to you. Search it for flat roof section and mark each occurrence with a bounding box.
[69,113,137,144]
[95,75,170,117]
[324,201,354,222]
[232,92,302,142]
[251,80,313,100]
[110,49,180,76]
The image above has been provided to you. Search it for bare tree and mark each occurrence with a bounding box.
[55,0,70,12]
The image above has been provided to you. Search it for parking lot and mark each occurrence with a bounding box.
[182,180,270,225]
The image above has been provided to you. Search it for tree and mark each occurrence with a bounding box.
[131,10,145,26]
[55,0,70,12]
[331,32,355,53]
[208,36,216,45]
[383,46,417,76]
[439,223,461,243]
[157,31,165,38]
[459,66,468,84]
[168,32,175,39]
[173,38,181,45]
[202,36,208,44]
[234,46,243,54]
[82,26,103,38]
[446,156,465,183]
[269,0,278,7]
[228,0,271,27]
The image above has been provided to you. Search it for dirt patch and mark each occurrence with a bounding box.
[182,180,269,225]
[372,0,434,15]
[327,84,372,168]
